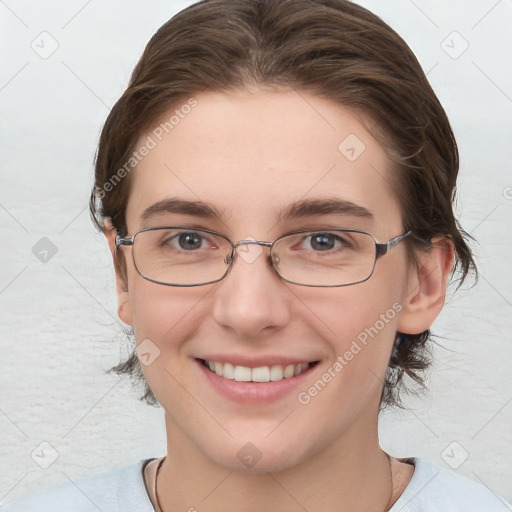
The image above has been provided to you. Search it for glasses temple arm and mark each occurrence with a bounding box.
[375,231,411,258]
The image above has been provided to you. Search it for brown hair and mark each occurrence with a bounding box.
[90,0,476,408]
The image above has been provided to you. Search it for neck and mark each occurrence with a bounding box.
[156,410,394,512]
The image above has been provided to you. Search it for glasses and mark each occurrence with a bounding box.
[115,226,411,287]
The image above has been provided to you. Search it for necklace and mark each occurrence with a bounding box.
[153,457,165,512]
[384,452,395,510]
[152,452,394,512]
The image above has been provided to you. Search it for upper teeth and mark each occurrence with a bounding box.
[204,359,310,382]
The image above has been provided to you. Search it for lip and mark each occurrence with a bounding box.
[196,354,317,368]
[194,357,320,404]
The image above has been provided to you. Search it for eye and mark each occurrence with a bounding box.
[163,231,211,251]
[301,232,349,252]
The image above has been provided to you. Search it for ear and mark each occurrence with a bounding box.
[103,220,133,326]
[397,237,454,335]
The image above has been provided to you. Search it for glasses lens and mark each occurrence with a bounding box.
[132,228,232,285]
[272,230,376,286]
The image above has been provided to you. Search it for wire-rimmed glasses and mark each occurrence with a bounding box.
[115,226,411,287]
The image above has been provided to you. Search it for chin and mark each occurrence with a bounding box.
[201,435,311,475]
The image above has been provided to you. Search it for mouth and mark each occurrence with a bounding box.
[197,358,320,383]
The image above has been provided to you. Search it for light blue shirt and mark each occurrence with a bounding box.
[1,457,510,511]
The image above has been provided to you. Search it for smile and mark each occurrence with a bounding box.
[200,358,319,383]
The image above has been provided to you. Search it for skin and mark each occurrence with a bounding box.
[104,88,453,512]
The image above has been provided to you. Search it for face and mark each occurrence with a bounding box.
[113,88,421,473]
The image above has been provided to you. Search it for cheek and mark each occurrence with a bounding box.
[294,287,402,432]
[302,272,404,393]
[126,280,208,404]
[336,295,401,377]
[128,280,202,342]
[304,269,403,348]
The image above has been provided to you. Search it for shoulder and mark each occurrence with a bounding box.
[0,459,155,512]
[391,457,511,512]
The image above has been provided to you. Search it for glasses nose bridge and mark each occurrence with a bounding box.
[225,239,274,265]
[233,239,273,249]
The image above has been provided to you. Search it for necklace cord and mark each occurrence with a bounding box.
[385,452,395,511]
[154,457,165,512]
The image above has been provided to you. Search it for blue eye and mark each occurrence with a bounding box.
[302,232,348,252]
[161,231,209,251]
[176,232,204,250]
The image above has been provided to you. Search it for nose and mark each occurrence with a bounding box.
[212,241,292,338]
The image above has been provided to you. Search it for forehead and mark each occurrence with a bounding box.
[125,88,402,237]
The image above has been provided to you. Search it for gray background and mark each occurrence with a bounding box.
[1,0,511,505]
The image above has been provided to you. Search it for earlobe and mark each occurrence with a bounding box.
[397,238,454,335]
[117,291,133,326]
[103,220,134,326]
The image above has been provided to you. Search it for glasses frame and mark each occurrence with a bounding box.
[115,226,411,288]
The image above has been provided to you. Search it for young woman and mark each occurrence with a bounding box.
[3,0,510,511]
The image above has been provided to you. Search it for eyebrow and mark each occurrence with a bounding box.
[277,198,373,222]
[140,197,374,223]
[140,197,224,221]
